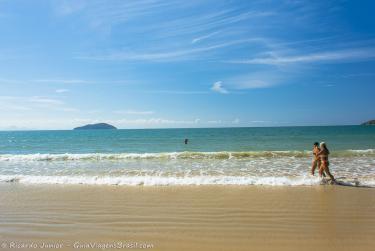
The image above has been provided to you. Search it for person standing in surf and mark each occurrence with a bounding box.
[311,142,325,176]
[317,142,335,182]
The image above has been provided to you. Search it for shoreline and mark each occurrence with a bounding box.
[1,184,374,251]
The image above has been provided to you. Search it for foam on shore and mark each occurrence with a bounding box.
[0,149,374,162]
[1,174,371,187]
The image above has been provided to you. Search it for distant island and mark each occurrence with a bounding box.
[361,120,375,125]
[73,123,117,130]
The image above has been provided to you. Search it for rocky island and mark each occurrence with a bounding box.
[73,123,117,130]
[361,120,375,126]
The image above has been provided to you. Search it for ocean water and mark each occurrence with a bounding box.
[0,126,374,186]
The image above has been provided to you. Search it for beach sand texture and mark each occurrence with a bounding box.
[0,184,374,251]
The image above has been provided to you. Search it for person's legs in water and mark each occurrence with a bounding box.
[319,161,334,181]
[324,166,335,181]
[313,159,326,177]
[311,159,318,175]
[318,163,324,177]
[312,159,325,176]
[312,142,325,176]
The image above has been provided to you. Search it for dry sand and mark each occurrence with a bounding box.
[0,184,374,251]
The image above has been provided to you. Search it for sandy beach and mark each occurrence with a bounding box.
[0,184,374,251]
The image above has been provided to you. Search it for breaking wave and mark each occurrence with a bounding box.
[0,174,324,186]
[0,174,373,187]
[1,149,374,162]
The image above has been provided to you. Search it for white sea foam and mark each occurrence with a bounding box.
[0,150,373,187]
[1,149,374,162]
[0,174,334,186]
[348,149,375,154]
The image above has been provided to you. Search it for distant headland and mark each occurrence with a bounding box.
[361,120,375,125]
[73,123,117,130]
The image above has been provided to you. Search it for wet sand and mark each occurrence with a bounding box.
[0,184,374,251]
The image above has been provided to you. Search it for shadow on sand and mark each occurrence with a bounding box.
[321,177,373,188]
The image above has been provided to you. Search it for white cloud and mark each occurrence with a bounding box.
[113,110,154,115]
[227,48,375,65]
[211,81,228,94]
[191,31,220,44]
[78,39,263,62]
[0,96,64,106]
[0,78,134,86]
[29,96,64,105]
[147,90,209,95]
[225,71,284,90]
[90,118,202,129]
[58,107,79,112]
[207,120,222,124]
[0,104,31,111]
[250,120,269,123]
[56,89,69,93]
[55,0,87,15]
[232,118,240,124]
[87,110,103,114]
[0,117,203,130]
[0,95,77,113]
[53,0,273,37]
[33,79,92,84]
[232,79,275,89]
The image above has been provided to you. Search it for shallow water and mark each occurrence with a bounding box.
[0,126,374,186]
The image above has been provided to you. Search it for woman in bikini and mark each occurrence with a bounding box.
[317,142,335,181]
[311,142,325,176]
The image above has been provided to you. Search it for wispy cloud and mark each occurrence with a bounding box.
[105,118,202,127]
[55,0,87,15]
[225,72,283,90]
[54,0,196,28]
[207,120,222,124]
[231,79,275,89]
[191,31,221,44]
[0,96,77,113]
[212,73,283,93]
[227,48,375,65]
[146,90,210,95]
[250,120,269,123]
[211,81,228,94]
[0,78,134,86]
[340,73,375,78]
[232,118,240,124]
[113,110,154,115]
[55,89,69,93]
[59,0,273,62]
[54,1,274,35]
[0,78,25,84]
[0,78,92,86]
[78,39,264,62]
[33,79,92,84]
[148,9,275,41]
[29,96,64,105]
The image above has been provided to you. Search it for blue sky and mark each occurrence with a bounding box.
[0,0,374,129]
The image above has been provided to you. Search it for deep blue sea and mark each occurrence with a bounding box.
[0,126,374,186]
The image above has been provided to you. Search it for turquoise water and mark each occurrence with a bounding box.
[1,126,374,154]
[0,126,374,186]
